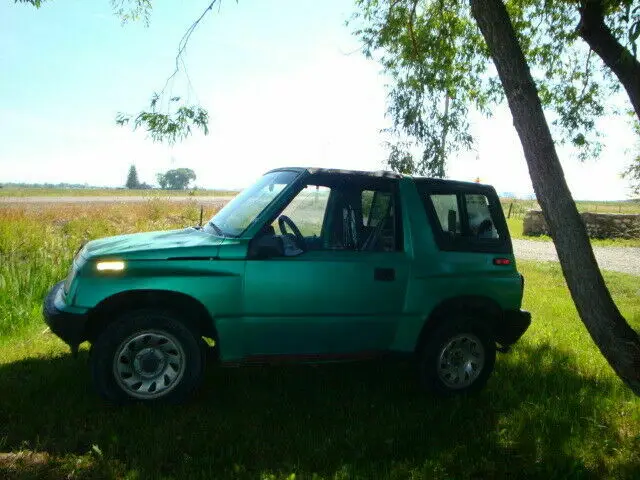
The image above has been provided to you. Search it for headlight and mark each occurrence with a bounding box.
[96,261,126,272]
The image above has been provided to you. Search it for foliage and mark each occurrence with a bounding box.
[352,0,639,176]
[0,198,638,477]
[156,167,197,190]
[623,121,640,195]
[623,155,640,195]
[353,0,487,176]
[125,165,140,189]
[111,0,152,25]
[112,1,219,143]
[386,143,416,175]
[13,0,46,6]
[116,95,209,145]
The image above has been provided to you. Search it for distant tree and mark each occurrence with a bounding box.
[156,173,169,189]
[125,165,141,189]
[156,168,196,190]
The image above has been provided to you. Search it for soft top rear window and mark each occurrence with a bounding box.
[416,182,511,254]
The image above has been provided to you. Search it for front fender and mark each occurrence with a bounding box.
[73,259,245,319]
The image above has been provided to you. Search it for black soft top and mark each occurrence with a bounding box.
[267,167,496,191]
[267,167,401,179]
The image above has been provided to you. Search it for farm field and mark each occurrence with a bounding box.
[0,199,639,478]
[0,187,238,198]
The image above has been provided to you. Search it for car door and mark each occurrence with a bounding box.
[242,179,410,358]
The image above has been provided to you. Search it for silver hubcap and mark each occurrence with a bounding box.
[437,333,485,389]
[113,330,185,399]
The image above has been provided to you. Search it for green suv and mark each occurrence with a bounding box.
[44,168,530,403]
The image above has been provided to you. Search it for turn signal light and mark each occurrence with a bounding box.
[96,261,125,271]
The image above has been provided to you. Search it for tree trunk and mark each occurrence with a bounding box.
[469,0,640,395]
[578,0,640,121]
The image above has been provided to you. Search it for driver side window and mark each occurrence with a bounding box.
[272,184,331,239]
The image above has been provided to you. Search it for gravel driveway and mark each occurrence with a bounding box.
[513,239,640,276]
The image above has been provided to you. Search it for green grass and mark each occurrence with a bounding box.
[1,201,639,479]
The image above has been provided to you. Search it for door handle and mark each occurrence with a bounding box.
[374,267,395,282]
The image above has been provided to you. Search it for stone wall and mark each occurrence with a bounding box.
[522,210,640,239]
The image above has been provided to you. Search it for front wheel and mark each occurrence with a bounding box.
[419,318,496,395]
[91,309,204,404]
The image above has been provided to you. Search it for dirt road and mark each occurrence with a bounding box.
[513,239,640,276]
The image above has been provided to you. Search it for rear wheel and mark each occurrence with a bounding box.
[419,318,496,395]
[91,309,204,403]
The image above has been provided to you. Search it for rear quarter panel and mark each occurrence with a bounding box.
[391,178,523,352]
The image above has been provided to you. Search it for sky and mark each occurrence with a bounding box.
[0,0,637,200]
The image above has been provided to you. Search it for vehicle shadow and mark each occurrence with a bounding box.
[0,342,636,479]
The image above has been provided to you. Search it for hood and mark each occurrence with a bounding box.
[83,228,224,260]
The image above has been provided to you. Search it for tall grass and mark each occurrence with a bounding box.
[0,201,222,338]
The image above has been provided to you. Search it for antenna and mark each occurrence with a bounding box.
[199,205,204,227]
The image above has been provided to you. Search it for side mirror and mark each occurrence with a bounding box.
[249,234,284,259]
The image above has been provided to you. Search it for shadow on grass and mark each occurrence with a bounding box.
[0,343,637,479]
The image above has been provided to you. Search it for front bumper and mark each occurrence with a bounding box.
[495,309,531,346]
[43,281,88,350]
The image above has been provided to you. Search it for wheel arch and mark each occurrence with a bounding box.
[414,295,502,354]
[86,290,217,345]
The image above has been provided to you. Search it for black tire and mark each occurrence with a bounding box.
[91,309,204,404]
[419,317,496,395]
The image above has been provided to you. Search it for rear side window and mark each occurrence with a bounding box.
[430,194,461,235]
[420,185,510,253]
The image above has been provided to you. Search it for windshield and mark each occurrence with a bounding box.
[205,170,300,237]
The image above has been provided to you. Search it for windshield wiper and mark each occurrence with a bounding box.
[207,221,225,237]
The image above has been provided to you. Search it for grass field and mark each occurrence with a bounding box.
[0,200,639,479]
[0,187,237,197]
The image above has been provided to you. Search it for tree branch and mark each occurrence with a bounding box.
[407,0,419,58]
[578,0,640,121]
[160,0,219,98]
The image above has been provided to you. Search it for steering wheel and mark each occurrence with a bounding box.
[278,215,307,251]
